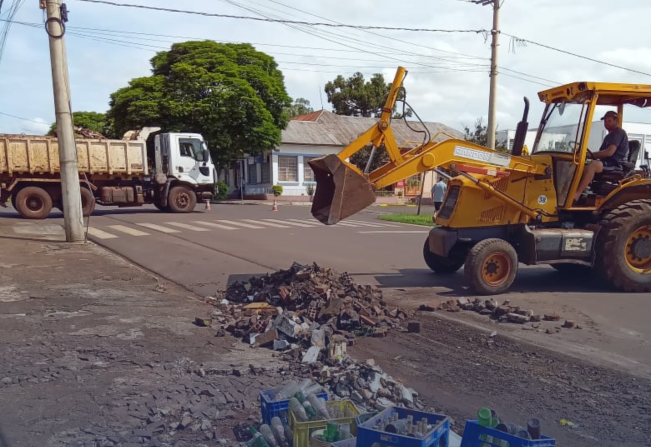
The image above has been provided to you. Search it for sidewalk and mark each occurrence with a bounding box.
[0,227,286,447]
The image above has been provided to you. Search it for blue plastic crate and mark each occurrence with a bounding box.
[460,421,556,447]
[357,406,450,447]
[331,438,357,447]
[259,387,329,425]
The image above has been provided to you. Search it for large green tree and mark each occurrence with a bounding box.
[463,118,508,153]
[107,41,292,164]
[48,111,115,137]
[324,72,411,118]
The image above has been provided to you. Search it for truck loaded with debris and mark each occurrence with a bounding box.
[0,128,216,219]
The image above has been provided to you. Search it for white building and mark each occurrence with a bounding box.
[220,110,463,199]
[497,121,651,167]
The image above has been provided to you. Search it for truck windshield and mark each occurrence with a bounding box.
[533,102,587,154]
[179,138,204,161]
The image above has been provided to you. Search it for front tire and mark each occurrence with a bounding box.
[464,238,518,295]
[596,200,651,292]
[168,186,196,213]
[422,239,465,274]
[15,186,53,220]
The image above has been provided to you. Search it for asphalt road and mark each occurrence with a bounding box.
[1,203,650,378]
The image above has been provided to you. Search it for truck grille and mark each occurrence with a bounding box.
[437,185,460,220]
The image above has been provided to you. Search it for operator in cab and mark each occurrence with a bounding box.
[573,110,629,202]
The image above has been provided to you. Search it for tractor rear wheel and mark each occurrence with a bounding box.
[422,239,465,274]
[596,199,651,292]
[464,238,518,295]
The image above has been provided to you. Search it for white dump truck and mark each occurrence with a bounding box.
[0,128,216,219]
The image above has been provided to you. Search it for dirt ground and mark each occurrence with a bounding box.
[348,289,651,447]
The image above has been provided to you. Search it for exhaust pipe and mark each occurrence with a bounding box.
[308,154,377,225]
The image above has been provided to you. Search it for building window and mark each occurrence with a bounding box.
[278,156,298,182]
[247,161,258,184]
[303,157,316,182]
[261,159,271,183]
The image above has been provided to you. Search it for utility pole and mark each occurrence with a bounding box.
[473,0,500,149]
[42,0,85,242]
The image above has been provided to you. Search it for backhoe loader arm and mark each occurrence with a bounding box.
[308,67,548,225]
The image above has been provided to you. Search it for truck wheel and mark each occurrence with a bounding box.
[595,199,651,292]
[464,238,518,295]
[15,186,53,219]
[168,186,196,213]
[423,238,464,274]
[81,188,96,217]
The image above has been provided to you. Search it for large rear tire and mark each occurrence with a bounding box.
[168,186,196,213]
[422,239,465,274]
[80,187,96,217]
[15,186,53,220]
[464,238,518,295]
[596,200,651,292]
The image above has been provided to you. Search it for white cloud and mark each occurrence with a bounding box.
[1,0,651,136]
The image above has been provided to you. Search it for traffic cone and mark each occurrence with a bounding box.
[204,199,211,211]
[272,200,278,211]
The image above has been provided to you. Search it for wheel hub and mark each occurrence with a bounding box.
[625,226,651,272]
[177,193,189,207]
[482,252,511,286]
[27,197,43,211]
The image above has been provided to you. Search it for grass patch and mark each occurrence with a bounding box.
[379,213,435,226]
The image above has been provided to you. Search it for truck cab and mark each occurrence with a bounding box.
[153,133,215,187]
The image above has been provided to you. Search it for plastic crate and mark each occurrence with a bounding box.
[289,399,361,447]
[356,406,450,447]
[460,421,556,447]
[259,388,329,425]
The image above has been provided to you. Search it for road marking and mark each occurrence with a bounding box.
[332,221,364,227]
[166,222,210,232]
[192,221,238,230]
[286,219,322,227]
[242,219,290,228]
[136,223,180,234]
[263,219,315,228]
[86,227,118,239]
[107,225,150,237]
[357,230,430,234]
[346,219,397,227]
[215,220,265,229]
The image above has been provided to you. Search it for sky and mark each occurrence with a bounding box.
[1,0,651,137]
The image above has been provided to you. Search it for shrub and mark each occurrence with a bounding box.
[272,185,283,197]
[214,181,228,200]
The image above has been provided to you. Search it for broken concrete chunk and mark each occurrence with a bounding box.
[302,346,322,364]
[544,313,561,322]
[563,320,576,329]
[507,313,530,324]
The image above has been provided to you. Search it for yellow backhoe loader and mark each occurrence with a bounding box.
[309,66,651,295]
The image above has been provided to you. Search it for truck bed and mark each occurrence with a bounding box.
[0,134,148,176]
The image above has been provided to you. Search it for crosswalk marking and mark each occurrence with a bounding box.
[215,220,265,229]
[136,223,180,234]
[263,219,314,228]
[166,222,210,232]
[286,219,321,227]
[86,227,118,239]
[107,225,150,237]
[192,221,238,230]
[333,221,364,227]
[243,219,290,228]
[346,219,397,227]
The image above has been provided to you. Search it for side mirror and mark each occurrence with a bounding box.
[202,149,210,163]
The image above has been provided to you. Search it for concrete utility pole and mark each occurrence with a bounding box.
[42,0,85,242]
[473,0,500,149]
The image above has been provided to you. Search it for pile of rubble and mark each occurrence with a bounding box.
[203,262,425,412]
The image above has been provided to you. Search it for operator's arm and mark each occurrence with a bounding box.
[593,144,618,159]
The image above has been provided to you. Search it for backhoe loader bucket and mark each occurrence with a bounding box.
[309,154,376,225]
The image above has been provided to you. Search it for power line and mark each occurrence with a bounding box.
[502,32,651,78]
[0,110,49,124]
[72,0,486,34]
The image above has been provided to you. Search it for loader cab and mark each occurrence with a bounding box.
[532,82,651,209]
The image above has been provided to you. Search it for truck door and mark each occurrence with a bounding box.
[173,136,208,183]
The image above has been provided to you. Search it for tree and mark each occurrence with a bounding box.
[48,111,115,137]
[324,72,410,118]
[350,145,390,173]
[286,98,314,117]
[463,118,508,153]
[107,41,292,165]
